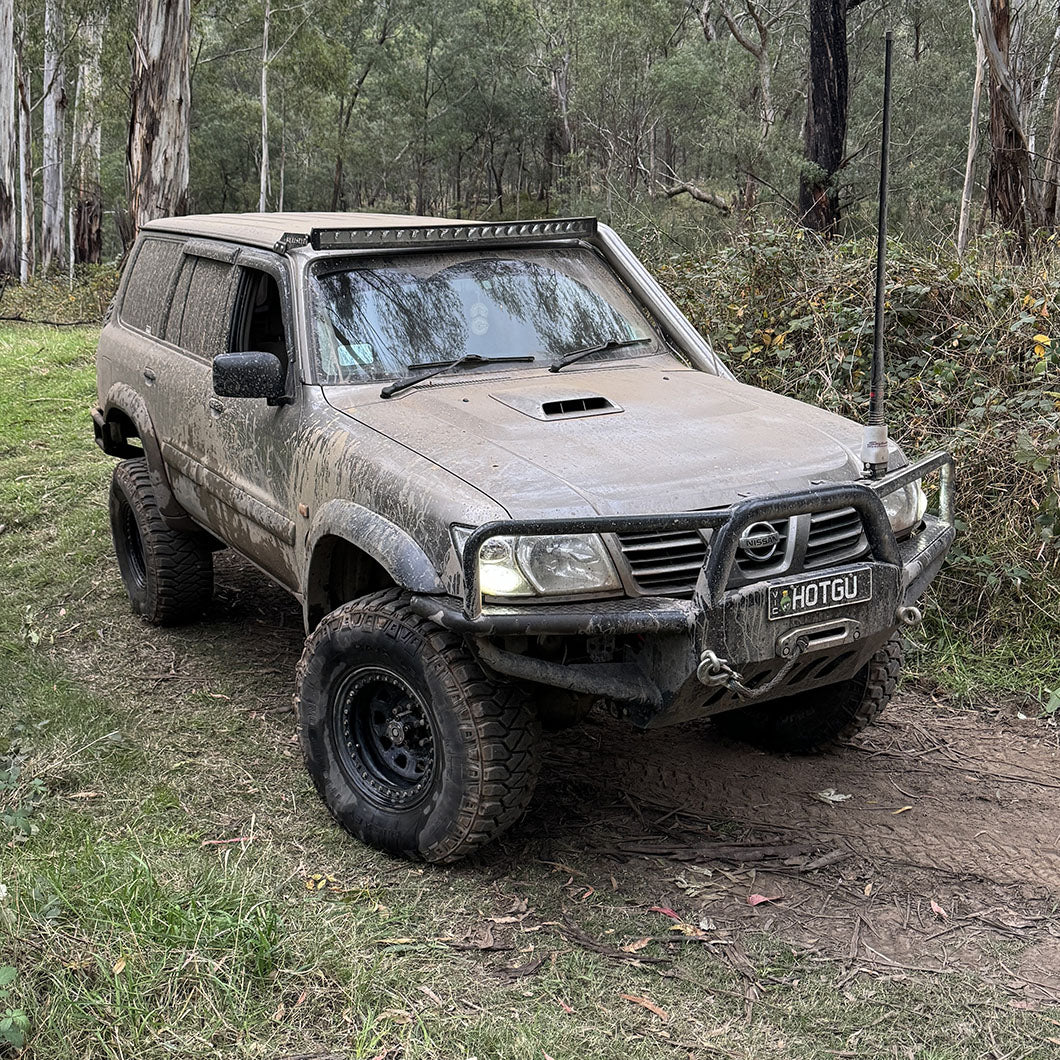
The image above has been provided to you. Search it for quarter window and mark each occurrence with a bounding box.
[120,237,184,336]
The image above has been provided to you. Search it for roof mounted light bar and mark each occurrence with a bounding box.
[272,217,597,255]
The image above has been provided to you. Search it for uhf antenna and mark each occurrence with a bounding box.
[862,29,893,480]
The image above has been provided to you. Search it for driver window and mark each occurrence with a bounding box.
[231,268,289,374]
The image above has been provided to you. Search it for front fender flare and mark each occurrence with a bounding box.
[304,500,445,622]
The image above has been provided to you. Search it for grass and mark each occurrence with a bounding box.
[1,323,1058,1058]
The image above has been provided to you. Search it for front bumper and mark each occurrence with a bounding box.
[409,452,955,726]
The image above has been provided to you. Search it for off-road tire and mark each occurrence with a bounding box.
[109,458,213,626]
[713,635,903,753]
[295,589,541,862]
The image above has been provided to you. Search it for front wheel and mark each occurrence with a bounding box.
[295,590,541,862]
[712,636,903,753]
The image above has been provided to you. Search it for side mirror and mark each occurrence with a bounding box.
[213,351,286,401]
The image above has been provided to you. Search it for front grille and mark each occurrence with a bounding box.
[804,507,866,568]
[615,529,707,598]
[616,508,870,598]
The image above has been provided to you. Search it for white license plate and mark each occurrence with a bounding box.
[768,567,872,621]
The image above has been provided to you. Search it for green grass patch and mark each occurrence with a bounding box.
[0,306,1057,1057]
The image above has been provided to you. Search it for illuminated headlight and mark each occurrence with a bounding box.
[453,529,621,598]
[881,480,928,535]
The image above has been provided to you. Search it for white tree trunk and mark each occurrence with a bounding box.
[127,0,191,233]
[259,0,271,212]
[73,14,104,263]
[0,0,16,275]
[41,0,66,272]
[959,34,987,255]
[16,36,32,284]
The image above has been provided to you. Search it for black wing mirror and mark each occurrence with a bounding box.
[213,351,287,402]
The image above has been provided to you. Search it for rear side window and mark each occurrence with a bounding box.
[120,237,184,335]
[177,258,237,359]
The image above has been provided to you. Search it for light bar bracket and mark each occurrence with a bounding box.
[273,217,597,255]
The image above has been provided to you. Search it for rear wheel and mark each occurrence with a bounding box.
[713,636,903,753]
[295,590,541,862]
[108,458,213,625]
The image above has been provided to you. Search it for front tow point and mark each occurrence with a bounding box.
[897,605,923,627]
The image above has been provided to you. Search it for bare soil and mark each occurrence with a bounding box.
[72,550,1060,1008]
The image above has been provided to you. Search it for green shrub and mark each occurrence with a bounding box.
[655,228,1060,695]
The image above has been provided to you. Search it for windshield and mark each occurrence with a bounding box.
[309,246,666,383]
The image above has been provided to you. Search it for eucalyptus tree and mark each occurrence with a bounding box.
[41,0,66,270]
[127,0,191,234]
[0,0,15,275]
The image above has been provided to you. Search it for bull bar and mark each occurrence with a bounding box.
[444,451,953,627]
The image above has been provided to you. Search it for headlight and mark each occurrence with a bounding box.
[453,528,621,597]
[881,480,928,534]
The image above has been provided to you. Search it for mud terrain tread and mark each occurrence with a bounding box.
[109,458,213,625]
[295,588,541,862]
[715,635,903,753]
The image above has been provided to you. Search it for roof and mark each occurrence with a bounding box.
[141,211,458,251]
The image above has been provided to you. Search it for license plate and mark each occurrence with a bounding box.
[768,567,872,621]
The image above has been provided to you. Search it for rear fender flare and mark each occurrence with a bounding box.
[101,383,190,525]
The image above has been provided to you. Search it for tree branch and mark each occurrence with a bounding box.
[662,181,731,214]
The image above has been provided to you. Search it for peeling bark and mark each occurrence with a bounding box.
[127,0,191,234]
[974,0,1043,241]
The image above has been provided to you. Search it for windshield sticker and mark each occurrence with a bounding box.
[470,301,489,335]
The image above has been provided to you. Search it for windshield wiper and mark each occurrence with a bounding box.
[380,353,535,398]
[548,336,653,373]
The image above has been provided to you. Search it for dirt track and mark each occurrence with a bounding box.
[87,551,1060,1006]
[532,695,1060,1000]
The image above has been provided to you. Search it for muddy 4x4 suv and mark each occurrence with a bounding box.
[94,212,954,862]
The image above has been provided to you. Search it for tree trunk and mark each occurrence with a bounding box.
[15,28,31,283]
[1042,79,1060,226]
[127,0,191,235]
[958,35,987,255]
[798,0,848,235]
[41,0,66,272]
[0,0,15,275]
[975,0,1043,243]
[73,14,104,264]
[258,0,271,212]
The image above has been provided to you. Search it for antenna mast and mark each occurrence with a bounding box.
[862,29,894,480]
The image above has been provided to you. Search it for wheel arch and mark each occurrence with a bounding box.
[304,501,445,631]
[100,383,193,527]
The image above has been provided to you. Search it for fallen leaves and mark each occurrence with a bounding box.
[747,893,784,907]
[930,900,949,920]
[812,788,852,804]
[649,905,681,920]
[620,993,669,1021]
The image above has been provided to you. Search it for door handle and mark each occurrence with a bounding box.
[143,367,157,384]
[208,397,225,416]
